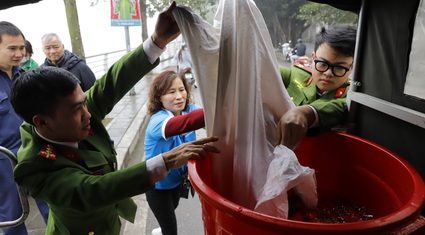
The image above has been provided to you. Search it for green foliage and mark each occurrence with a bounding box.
[298,3,358,26]
[146,0,217,19]
[250,0,358,47]
[254,0,310,46]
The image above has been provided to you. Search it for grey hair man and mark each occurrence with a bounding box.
[41,33,96,91]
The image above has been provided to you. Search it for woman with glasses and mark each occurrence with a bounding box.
[277,25,357,150]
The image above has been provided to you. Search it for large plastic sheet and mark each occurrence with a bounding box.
[172,0,316,217]
[405,0,425,100]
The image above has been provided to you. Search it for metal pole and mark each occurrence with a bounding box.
[125,26,136,96]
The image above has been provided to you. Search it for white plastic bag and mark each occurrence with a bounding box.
[254,145,317,218]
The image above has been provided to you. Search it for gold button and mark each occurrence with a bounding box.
[88,232,94,235]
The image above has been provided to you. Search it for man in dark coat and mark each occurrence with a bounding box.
[290,38,307,64]
[41,33,96,91]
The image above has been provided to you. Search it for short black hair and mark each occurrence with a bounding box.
[11,67,81,125]
[314,25,357,58]
[25,40,34,56]
[0,21,25,43]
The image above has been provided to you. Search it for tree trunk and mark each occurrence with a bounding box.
[63,0,85,61]
[271,13,285,47]
[139,0,148,41]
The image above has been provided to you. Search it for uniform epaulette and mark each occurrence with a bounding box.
[294,63,312,74]
[38,144,57,160]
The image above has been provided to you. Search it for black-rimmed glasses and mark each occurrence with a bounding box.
[313,59,351,77]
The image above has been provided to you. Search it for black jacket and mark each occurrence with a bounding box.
[42,50,96,91]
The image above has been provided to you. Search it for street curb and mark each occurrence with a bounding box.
[108,100,150,170]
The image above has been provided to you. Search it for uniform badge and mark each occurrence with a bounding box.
[38,145,57,160]
[334,87,346,98]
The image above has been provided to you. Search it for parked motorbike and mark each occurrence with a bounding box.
[282,42,292,62]
[182,68,197,88]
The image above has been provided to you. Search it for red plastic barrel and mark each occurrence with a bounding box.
[188,131,425,235]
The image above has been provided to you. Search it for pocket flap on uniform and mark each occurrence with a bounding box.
[80,150,109,168]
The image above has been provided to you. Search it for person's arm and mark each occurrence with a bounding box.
[86,1,180,119]
[279,66,292,87]
[307,97,348,135]
[164,108,205,138]
[143,37,165,65]
[276,95,348,149]
[146,135,218,184]
[161,136,219,171]
[276,105,316,150]
[151,1,180,49]
[15,128,219,212]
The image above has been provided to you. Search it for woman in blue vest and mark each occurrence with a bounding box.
[145,70,205,235]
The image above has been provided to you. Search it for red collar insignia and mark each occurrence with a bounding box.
[38,144,57,160]
[334,87,346,98]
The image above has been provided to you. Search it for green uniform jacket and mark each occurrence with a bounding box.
[280,65,350,136]
[14,44,158,235]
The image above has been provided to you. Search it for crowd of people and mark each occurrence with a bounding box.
[0,1,357,235]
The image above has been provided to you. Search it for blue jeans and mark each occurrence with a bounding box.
[0,159,49,235]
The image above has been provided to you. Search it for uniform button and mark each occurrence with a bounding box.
[88,232,94,235]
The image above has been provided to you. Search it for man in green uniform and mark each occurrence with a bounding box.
[10,2,219,234]
[277,25,357,150]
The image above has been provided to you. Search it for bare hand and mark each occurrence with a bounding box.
[152,1,181,49]
[276,106,315,150]
[162,136,220,170]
